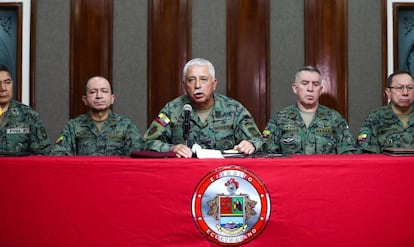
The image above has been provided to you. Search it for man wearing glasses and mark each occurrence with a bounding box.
[357,71,414,153]
[0,64,51,155]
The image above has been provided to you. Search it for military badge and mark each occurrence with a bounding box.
[191,166,271,246]
[282,136,295,144]
[147,126,158,137]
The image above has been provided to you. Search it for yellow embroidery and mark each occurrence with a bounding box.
[155,113,170,127]
[357,133,367,141]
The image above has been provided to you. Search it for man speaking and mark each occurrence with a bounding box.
[143,58,262,158]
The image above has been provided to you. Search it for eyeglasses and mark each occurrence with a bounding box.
[0,79,12,85]
[388,85,414,92]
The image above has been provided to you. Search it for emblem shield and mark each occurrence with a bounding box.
[218,196,246,234]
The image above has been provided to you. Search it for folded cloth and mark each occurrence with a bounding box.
[130,150,177,158]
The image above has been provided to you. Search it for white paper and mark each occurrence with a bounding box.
[192,144,224,159]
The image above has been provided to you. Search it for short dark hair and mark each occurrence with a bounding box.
[84,76,113,95]
[0,64,11,74]
[386,71,413,87]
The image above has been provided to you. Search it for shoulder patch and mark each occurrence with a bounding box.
[155,113,170,127]
[147,126,158,137]
[262,129,271,139]
[55,136,64,145]
[357,133,367,142]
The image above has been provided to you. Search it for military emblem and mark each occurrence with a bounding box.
[282,136,295,144]
[192,166,271,246]
[147,126,158,136]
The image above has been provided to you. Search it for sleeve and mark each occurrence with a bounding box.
[29,111,51,155]
[234,106,263,152]
[143,111,174,152]
[262,114,281,153]
[50,122,78,155]
[356,115,379,153]
[123,120,144,155]
[335,115,358,154]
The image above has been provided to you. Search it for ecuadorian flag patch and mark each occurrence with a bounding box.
[262,129,271,139]
[55,136,64,145]
[357,133,367,142]
[155,113,170,127]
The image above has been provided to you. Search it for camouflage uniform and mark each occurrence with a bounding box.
[143,93,263,152]
[0,99,51,154]
[263,104,357,154]
[51,112,143,156]
[357,104,414,153]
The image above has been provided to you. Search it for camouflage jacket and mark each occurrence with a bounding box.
[357,104,414,153]
[263,104,357,154]
[51,112,143,156]
[0,99,51,154]
[143,93,263,152]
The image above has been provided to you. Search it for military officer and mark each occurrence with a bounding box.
[143,58,263,158]
[0,64,51,155]
[51,76,143,156]
[263,65,357,155]
[357,71,414,153]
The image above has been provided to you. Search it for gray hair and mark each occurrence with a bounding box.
[182,58,215,81]
[294,65,321,83]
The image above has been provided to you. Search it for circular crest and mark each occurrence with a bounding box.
[191,166,271,246]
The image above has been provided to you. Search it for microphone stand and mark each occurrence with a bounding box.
[183,112,190,147]
[183,120,190,147]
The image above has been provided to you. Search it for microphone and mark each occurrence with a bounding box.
[182,104,192,146]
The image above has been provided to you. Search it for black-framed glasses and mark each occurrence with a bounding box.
[388,85,414,92]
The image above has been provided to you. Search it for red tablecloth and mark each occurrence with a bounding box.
[1,154,414,247]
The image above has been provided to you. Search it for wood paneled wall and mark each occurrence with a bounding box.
[147,0,191,122]
[381,0,388,105]
[305,0,349,119]
[69,0,113,119]
[227,0,270,130]
[67,0,349,127]
[147,0,270,129]
[30,0,37,107]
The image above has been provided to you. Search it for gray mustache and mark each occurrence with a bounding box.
[194,89,203,94]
